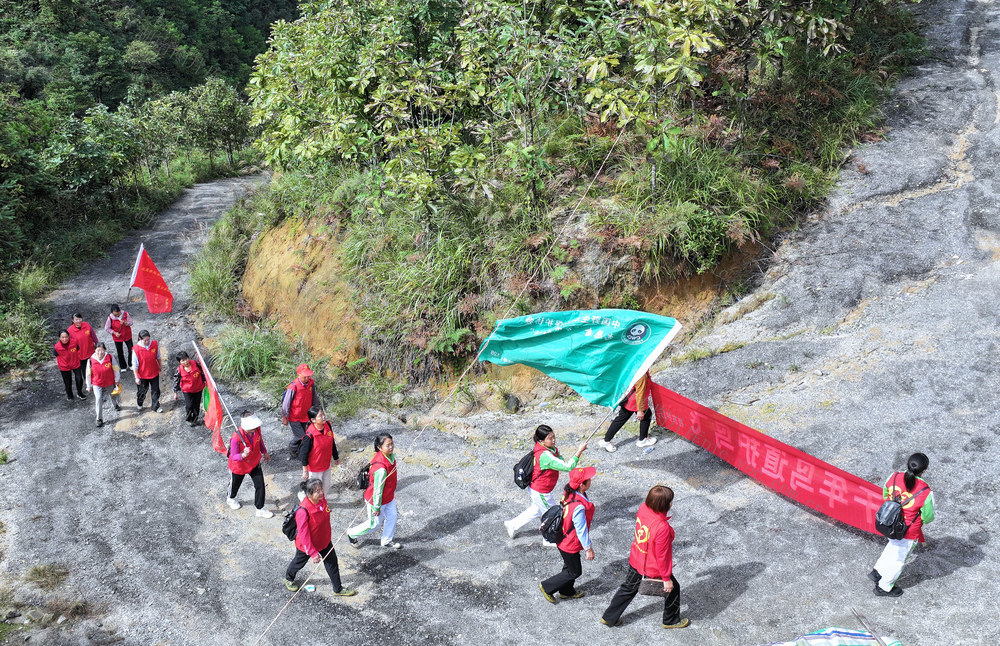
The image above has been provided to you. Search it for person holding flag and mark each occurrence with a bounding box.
[598,370,657,453]
[133,329,162,413]
[85,342,121,427]
[226,412,273,518]
[104,304,134,371]
[53,330,85,401]
[282,364,315,459]
[173,351,206,427]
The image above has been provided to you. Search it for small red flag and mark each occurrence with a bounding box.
[130,244,173,313]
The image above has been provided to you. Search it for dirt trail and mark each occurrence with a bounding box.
[1,0,998,644]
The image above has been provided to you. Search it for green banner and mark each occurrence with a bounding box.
[478,309,681,407]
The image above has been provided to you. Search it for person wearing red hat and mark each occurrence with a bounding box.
[282,363,315,459]
[540,466,596,603]
[601,485,688,629]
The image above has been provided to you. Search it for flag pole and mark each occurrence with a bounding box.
[192,341,240,431]
[128,244,144,305]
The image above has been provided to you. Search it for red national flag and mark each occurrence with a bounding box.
[130,244,173,313]
[193,342,228,455]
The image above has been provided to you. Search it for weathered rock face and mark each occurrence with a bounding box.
[241,218,361,365]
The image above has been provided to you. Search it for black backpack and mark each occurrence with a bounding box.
[513,451,534,489]
[539,502,566,543]
[874,473,927,539]
[281,505,308,541]
[355,463,371,490]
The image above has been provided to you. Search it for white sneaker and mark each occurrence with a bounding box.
[598,439,617,453]
[226,497,241,510]
[381,541,403,549]
[154,407,163,413]
[255,508,274,518]
[636,437,658,448]
[542,540,558,547]
[297,491,306,502]
[503,520,516,539]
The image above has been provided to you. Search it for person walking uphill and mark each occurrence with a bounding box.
[348,433,402,549]
[132,330,162,413]
[540,467,597,603]
[284,478,356,596]
[282,363,314,459]
[226,412,274,518]
[172,351,205,427]
[505,425,587,543]
[869,452,935,597]
[53,331,85,401]
[85,342,121,427]
[598,371,656,453]
[104,304,133,372]
[298,407,340,493]
[67,313,98,396]
[601,485,689,629]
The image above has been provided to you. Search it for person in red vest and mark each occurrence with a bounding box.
[347,433,402,549]
[281,363,315,459]
[505,425,587,543]
[53,330,85,401]
[85,342,121,427]
[869,452,935,597]
[172,351,205,427]
[104,304,134,372]
[284,478,356,596]
[226,412,273,518]
[132,329,162,413]
[600,484,689,629]
[540,466,597,603]
[598,371,656,453]
[298,407,340,493]
[67,313,98,398]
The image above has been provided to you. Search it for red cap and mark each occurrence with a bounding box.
[296,363,313,376]
[569,466,596,489]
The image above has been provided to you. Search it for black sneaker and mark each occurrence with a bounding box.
[867,569,881,584]
[78,393,87,400]
[348,535,359,547]
[873,585,903,597]
[96,419,103,428]
[66,395,74,401]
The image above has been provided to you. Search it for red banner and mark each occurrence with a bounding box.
[649,383,883,534]
[130,245,173,313]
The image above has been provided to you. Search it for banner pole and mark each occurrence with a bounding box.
[192,341,240,431]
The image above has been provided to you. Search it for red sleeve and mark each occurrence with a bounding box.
[89,328,99,346]
[652,523,674,579]
[296,507,316,557]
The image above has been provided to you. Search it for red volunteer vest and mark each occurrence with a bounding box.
[628,503,674,579]
[624,373,651,412]
[68,322,96,359]
[294,495,332,553]
[178,361,205,393]
[133,340,160,379]
[365,451,397,505]
[305,422,335,472]
[558,491,595,553]
[54,340,81,371]
[228,428,262,475]
[286,378,313,423]
[531,443,561,494]
[884,472,932,542]
[90,353,115,387]
[108,314,132,342]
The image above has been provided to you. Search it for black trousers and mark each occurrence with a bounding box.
[182,390,203,423]
[60,366,85,398]
[541,549,583,596]
[288,421,308,453]
[286,543,343,592]
[602,566,681,625]
[136,377,160,409]
[604,406,651,442]
[114,339,133,370]
[229,464,265,509]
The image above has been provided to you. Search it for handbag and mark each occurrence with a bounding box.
[638,518,669,597]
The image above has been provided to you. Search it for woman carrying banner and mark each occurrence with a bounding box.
[104,304,134,371]
[226,412,274,518]
[172,351,205,427]
[284,478,356,596]
[347,432,402,549]
[504,425,587,543]
[869,452,934,597]
[53,331,85,401]
[85,342,121,427]
[601,484,688,629]
[133,329,162,413]
[598,371,656,453]
[298,407,340,493]
[540,466,597,603]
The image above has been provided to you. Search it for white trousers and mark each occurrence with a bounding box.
[348,499,398,543]
[92,385,118,421]
[507,489,557,533]
[874,538,917,590]
[308,469,331,493]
